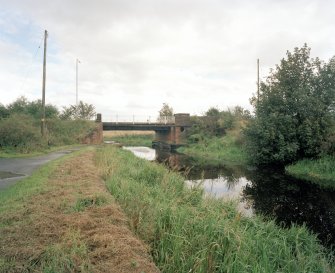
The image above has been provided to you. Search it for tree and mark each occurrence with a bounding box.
[245,44,335,165]
[158,103,174,123]
[60,101,96,120]
[5,96,59,119]
[0,104,9,119]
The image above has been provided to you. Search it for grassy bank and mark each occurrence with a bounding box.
[286,155,335,189]
[104,131,154,147]
[178,133,248,167]
[0,147,158,272]
[95,146,333,272]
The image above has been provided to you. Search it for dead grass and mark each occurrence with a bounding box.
[0,151,159,273]
[103,131,155,137]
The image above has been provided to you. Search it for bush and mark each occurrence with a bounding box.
[47,119,96,145]
[245,45,335,165]
[0,114,42,152]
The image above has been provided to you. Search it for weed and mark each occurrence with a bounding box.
[96,146,333,273]
[73,195,107,212]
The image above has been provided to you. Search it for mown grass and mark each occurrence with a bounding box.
[178,132,248,167]
[105,134,154,147]
[1,147,159,272]
[286,155,335,189]
[95,146,333,273]
[0,148,88,215]
[0,148,92,272]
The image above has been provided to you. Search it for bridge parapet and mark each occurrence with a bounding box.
[98,113,191,150]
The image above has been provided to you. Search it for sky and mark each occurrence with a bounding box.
[0,0,335,121]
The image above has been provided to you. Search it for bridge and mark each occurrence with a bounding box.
[93,113,191,150]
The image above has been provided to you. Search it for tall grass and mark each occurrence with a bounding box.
[179,132,248,166]
[95,146,333,272]
[286,155,335,189]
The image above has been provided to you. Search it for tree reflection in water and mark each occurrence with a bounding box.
[243,168,335,248]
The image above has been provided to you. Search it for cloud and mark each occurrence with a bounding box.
[1,0,335,118]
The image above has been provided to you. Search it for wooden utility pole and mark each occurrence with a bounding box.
[41,30,48,136]
[76,58,80,105]
[257,58,260,104]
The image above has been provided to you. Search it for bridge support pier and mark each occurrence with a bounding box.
[153,113,190,151]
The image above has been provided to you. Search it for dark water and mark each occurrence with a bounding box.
[155,149,335,249]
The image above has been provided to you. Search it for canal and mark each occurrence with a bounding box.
[125,146,335,249]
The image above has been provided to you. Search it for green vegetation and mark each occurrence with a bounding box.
[286,155,335,188]
[105,134,154,147]
[180,106,250,166]
[0,148,86,214]
[0,148,158,272]
[244,44,335,166]
[0,148,93,272]
[179,132,248,166]
[72,195,108,212]
[158,102,174,123]
[95,146,333,272]
[0,96,97,155]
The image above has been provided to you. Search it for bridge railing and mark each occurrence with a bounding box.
[102,115,175,124]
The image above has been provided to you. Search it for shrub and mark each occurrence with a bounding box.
[0,114,42,152]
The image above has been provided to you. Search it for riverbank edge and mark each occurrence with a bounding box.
[95,145,333,272]
[285,155,335,189]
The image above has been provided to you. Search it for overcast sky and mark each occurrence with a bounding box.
[1,0,334,121]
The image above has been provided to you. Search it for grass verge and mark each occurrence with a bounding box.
[178,133,248,167]
[286,155,335,189]
[95,145,333,273]
[0,147,158,272]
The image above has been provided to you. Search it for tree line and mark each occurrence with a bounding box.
[0,97,97,152]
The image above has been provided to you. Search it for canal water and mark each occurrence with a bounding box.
[124,146,335,249]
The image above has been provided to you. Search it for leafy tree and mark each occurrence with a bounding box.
[60,101,96,120]
[205,107,220,118]
[26,100,59,119]
[245,44,335,165]
[0,104,9,119]
[6,96,58,119]
[7,96,28,114]
[158,103,174,123]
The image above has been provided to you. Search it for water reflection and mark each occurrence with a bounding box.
[123,147,156,161]
[156,149,335,248]
[125,147,335,248]
[243,168,335,248]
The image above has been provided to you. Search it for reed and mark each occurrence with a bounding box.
[95,146,333,272]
